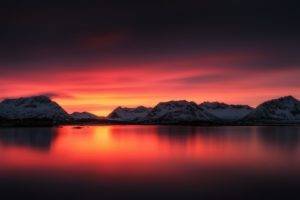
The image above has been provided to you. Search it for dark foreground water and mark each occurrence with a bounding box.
[1,125,300,200]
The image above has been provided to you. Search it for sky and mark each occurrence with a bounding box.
[1,0,300,116]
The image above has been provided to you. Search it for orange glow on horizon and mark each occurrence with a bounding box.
[1,53,300,116]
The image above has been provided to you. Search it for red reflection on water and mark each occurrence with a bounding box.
[1,126,300,181]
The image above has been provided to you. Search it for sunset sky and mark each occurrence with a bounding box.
[1,0,300,116]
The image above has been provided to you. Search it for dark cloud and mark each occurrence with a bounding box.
[35,92,74,99]
[0,0,299,72]
[162,73,237,84]
[0,92,73,100]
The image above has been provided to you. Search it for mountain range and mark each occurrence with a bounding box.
[0,95,299,126]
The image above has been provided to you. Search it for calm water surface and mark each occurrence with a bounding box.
[1,125,300,199]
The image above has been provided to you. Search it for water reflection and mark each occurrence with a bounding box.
[155,126,198,146]
[0,127,58,151]
[1,125,300,200]
[257,126,300,151]
[0,125,300,172]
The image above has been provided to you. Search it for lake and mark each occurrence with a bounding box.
[1,125,300,200]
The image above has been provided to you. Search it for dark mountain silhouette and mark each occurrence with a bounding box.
[0,127,58,151]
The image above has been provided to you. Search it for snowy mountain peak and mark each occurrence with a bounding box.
[199,102,253,121]
[245,96,300,122]
[134,106,151,112]
[108,106,152,122]
[279,95,297,101]
[146,100,214,123]
[149,100,199,116]
[1,95,52,105]
[71,112,100,120]
[0,95,70,122]
[260,96,299,108]
[155,100,196,107]
[200,101,252,110]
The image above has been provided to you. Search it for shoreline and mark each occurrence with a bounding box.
[1,120,300,128]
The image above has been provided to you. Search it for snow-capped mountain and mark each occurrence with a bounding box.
[145,100,215,123]
[71,112,100,121]
[107,106,152,122]
[0,95,70,122]
[245,96,300,122]
[1,95,299,125]
[199,102,253,121]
